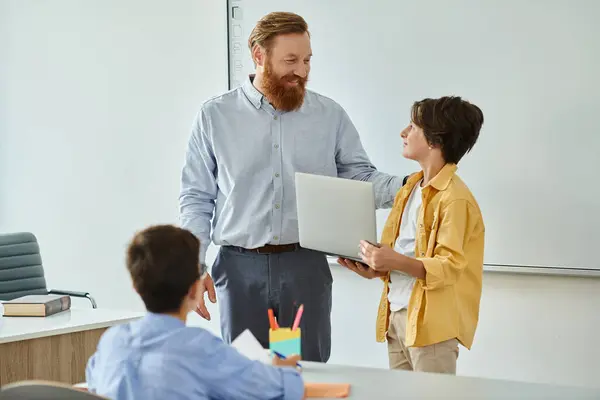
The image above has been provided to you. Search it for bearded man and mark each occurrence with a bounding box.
[179,11,404,362]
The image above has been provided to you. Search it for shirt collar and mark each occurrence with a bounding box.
[241,74,264,109]
[428,163,458,190]
[406,163,458,192]
[133,312,186,334]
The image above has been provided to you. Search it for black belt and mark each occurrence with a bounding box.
[227,243,300,254]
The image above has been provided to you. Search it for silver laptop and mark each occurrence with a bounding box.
[295,172,377,261]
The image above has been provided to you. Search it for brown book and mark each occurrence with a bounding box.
[1,294,71,317]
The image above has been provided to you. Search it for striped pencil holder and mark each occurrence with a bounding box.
[269,327,301,358]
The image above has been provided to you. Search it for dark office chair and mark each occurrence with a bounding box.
[0,232,96,308]
[0,380,106,399]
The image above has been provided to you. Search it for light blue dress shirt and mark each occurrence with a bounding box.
[86,313,304,400]
[179,76,403,263]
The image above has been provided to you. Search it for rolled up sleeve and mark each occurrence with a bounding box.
[417,199,474,290]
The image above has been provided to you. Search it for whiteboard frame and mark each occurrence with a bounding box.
[482,264,600,278]
[326,258,600,278]
[227,0,245,90]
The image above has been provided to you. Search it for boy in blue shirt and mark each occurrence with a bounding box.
[86,225,304,399]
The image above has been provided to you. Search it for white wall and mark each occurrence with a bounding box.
[457,272,600,387]
[2,0,599,391]
[0,0,228,309]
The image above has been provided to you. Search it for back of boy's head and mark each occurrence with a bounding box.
[126,225,201,313]
[411,96,484,164]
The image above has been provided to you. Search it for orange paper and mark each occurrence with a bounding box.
[304,382,351,398]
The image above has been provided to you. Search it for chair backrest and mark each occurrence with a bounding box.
[0,380,107,399]
[0,232,48,301]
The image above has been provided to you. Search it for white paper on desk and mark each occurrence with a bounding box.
[231,329,271,364]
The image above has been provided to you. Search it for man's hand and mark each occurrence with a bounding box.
[337,257,386,279]
[359,240,399,272]
[195,273,217,320]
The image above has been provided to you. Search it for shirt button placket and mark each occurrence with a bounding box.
[272,113,283,244]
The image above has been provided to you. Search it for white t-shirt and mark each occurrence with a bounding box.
[387,180,423,312]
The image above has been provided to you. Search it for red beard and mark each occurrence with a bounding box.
[262,60,308,112]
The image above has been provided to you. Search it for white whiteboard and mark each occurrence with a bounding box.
[228,0,600,274]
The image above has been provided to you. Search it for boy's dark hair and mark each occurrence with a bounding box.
[126,225,201,313]
[411,96,484,164]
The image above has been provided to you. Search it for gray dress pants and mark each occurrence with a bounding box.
[212,245,333,362]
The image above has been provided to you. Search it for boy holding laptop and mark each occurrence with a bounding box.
[86,225,304,399]
[339,96,485,374]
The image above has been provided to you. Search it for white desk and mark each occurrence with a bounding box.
[0,308,143,385]
[72,361,600,399]
[302,362,600,399]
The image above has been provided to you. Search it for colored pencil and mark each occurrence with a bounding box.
[268,308,278,330]
[292,304,304,330]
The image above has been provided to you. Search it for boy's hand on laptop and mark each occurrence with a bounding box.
[337,257,386,279]
[195,273,217,320]
[359,240,399,272]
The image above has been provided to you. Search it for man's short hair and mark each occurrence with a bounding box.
[411,96,484,164]
[126,225,200,313]
[248,11,309,54]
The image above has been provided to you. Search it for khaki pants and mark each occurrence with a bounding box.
[387,309,459,374]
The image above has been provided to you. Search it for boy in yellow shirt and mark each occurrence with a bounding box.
[339,96,485,374]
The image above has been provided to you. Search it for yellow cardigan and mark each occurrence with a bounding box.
[375,164,485,349]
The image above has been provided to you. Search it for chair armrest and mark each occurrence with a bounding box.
[48,290,97,309]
